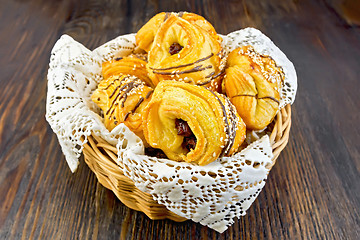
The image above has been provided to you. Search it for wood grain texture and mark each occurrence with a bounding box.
[0,0,359,239]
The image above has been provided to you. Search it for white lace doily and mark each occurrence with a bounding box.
[46,28,297,233]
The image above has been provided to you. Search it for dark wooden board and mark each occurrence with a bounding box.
[0,0,359,239]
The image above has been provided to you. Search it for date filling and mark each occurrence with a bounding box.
[169,43,183,55]
[175,118,197,151]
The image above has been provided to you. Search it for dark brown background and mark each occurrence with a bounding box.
[0,0,359,239]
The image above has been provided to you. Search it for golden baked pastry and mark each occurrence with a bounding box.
[223,46,284,130]
[91,74,153,141]
[136,12,223,91]
[148,14,223,90]
[136,12,168,53]
[180,12,222,43]
[142,80,246,165]
[102,55,153,87]
[136,12,222,52]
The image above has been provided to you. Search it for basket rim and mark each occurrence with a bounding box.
[81,104,291,221]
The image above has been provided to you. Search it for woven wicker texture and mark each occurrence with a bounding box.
[82,104,291,221]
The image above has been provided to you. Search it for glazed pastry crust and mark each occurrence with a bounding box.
[146,14,223,91]
[91,74,153,141]
[136,12,222,52]
[102,55,153,87]
[223,46,284,130]
[180,12,222,43]
[136,12,167,52]
[142,81,245,165]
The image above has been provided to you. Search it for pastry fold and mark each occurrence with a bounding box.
[137,12,223,91]
[136,12,222,52]
[223,46,284,130]
[102,55,153,87]
[91,74,153,141]
[142,81,246,165]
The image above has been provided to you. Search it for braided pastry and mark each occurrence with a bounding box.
[223,46,284,130]
[142,80,246,165]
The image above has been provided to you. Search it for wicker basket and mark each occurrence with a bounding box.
[82,104,291,222]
